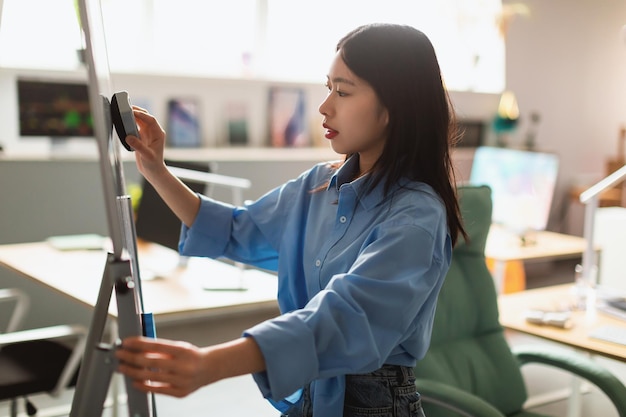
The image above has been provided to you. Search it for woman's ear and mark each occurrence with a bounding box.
[375,97,389,134]
[381,106,389,128]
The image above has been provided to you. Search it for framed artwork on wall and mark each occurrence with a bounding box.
[268,86,309,147]
[224,101,249,146]
[166,97,201,148]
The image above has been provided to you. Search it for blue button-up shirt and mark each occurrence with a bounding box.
[179,156,452,417]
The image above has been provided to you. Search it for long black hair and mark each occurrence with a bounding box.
[335,23,467,246]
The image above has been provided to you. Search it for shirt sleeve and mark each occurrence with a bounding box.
[244,215,452,401]
[177,193,281,270]
[178,165,322,270]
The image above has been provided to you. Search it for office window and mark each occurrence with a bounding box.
[0,0,83,69]
[146,0,257,77]
[0,0,503,93]
[262,0,503,92]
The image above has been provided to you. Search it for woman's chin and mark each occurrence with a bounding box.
[328,141,348,155]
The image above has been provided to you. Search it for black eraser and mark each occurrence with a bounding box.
[111,91,139,151]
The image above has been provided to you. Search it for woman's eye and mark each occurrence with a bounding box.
[324,82,347,97]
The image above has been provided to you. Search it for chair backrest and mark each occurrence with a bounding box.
[414,185,528,416]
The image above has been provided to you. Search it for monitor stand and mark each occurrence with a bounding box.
[517,229,537,247]
[49,136,99,156]
[49,136,70,154]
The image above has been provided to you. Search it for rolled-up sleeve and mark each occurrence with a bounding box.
[179,195,235,258]
[178,191,284,269]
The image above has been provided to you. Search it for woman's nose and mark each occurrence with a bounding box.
[318,94,332,116]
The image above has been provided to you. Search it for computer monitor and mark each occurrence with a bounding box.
[17,78,94,139]
[456,120,485,147]
[469,146,559,236]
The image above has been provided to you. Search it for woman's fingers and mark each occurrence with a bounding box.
[115,336,206,397]
[131,379,191,398]
[122,109,167,175]
[124,135,142,151]
[131,105,148,113]
[117,337,191,369]
[120,336,194,356]
[132,109,166,140]
[120,362,194,398]
[132,108,161,128]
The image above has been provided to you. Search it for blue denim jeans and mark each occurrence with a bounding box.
[282,365,425,417]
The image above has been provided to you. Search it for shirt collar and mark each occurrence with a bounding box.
[328,154,359,190]
[327,155,388,211]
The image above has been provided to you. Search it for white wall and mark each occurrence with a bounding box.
[504,0,626,234]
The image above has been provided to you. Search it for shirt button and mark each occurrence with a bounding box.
[339,216,347,223]
[315,260,321,267]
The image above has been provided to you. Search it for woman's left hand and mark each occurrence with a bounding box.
[115,336,212,398]
[116,335,266,398]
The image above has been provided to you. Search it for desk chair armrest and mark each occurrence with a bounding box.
[0,324,87,397]
[0,324,86,346]
[513,344,626,417]
[0,288,30,333]
[415,378,506,417]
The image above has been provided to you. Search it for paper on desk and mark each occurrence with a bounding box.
[47,234,107,251]
[183,258,248,291]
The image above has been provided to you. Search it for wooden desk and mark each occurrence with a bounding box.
[498,284,626,362]
[0,241,281,416]
[486,227,592,294]
[499,284,626,417]
[0,240,279,324]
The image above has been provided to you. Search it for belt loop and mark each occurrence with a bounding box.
[400,365,410,384]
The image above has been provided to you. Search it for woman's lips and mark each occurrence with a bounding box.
[323,124,338,139]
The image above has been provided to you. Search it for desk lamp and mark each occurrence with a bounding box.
[579,164,626,313]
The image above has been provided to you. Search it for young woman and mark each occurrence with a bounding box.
[116,23,466,417]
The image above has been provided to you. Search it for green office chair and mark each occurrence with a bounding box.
[0,288,86,417]
[414,185,626,417]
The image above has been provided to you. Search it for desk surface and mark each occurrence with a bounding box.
[486,226,590,263]
[0,240,279,323]
[498,284,626,362]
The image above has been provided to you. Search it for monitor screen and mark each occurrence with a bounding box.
[17,79,94,138]
[469,146,559,234]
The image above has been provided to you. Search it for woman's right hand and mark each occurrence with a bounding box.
[125,107,168,182]
[126,106,203,227]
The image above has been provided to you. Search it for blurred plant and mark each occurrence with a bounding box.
[492,90,519,147]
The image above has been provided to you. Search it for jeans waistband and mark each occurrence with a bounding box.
[345,364,415,385]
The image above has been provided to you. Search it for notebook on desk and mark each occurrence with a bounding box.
[596,287,626,321]
[597,300,626,322]
[589,325,626,346]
